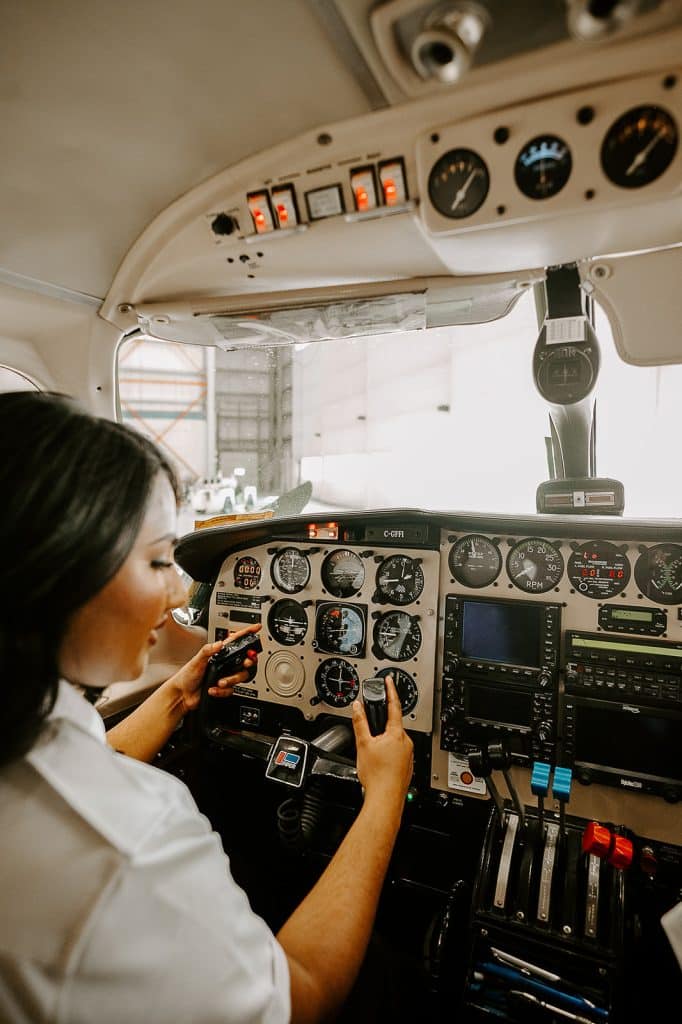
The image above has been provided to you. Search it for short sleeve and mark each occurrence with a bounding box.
[57,784,290,1024]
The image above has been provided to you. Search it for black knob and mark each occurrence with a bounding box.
[663,786,681,804]
[211,213,237,236]
[576,768,592,786]
[535,722,551,743]
[538,672,552,689]
[565,670,579,687]
[444,657,460,675]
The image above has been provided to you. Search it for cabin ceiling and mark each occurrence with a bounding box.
[1,0,677,300]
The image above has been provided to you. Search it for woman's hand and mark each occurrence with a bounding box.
[351,674,413,811]
[166,624,261,714]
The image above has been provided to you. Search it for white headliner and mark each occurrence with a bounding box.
[0,0,371,297]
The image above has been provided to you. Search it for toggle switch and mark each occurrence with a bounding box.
[350,166,378,212]
[247,191,274,234]
[271,184,298,229]
[378,158,408,206]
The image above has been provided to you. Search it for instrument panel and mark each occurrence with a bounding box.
[210,537,441,732]
[188,513,682,805]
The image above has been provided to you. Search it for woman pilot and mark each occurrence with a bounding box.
[0,391,413,1024]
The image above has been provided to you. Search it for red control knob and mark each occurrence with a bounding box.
[247,649,259,660]
[608,835,633,870]
[582,821,612,859]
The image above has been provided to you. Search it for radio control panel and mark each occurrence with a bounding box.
[439,596,561,764]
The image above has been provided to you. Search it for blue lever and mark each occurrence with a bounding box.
[531,761,551,797]
[552,766,573,803]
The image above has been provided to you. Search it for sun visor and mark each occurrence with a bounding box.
[210,292,426,349]
[133,274,537,349]
[582,247,682,366]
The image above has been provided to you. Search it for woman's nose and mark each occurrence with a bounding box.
[168,568,189,609]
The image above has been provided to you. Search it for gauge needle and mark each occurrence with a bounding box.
[451,169,477,211]
[517,559,538,581]
[626,126,666,176]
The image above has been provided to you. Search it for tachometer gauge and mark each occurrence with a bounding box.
[514,135,572,199]
[321,549,365,598]
[374,612,422,661]
[601,105,678,189]
[428,148,490,219]
[375,667,418,715]
[271,547,310,594]
[507,538,564,593]
[634,543,682,604]
[375,555,425,605]
[315,659,360,708]
[267,599,308,645]
[449,535,502,588]
[315,602,366,656]
[567,541,630,599]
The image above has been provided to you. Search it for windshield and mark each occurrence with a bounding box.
[118,288,682,527]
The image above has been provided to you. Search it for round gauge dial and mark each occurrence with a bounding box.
[234,555,261,590]
[267,599,308,645]
[514,135,572,199]
[375,555,425,605]
[315,603,365,656]
[535,345,597,404]
[428,148,490,219]
[634,543,682,604]
[374,612,422,661]
[315,659,360,709]
[507,538,564,593]
[271,547,311,594]
[375,667,419,715]
[567,541,630,599]
[601,105,678,189]
[321,549,365,598]
[449,535,502,588]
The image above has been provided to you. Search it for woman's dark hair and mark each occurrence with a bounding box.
[0,391,180,766]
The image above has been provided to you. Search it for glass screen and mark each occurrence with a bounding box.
[461,600,543,668]
[575,704,682,781]
[467,685,531,727]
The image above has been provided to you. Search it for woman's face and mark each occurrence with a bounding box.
[59,473,188,687]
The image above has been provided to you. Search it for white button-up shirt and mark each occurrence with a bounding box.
[0,681,290,1023]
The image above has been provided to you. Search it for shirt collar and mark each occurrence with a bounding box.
[49,680,107,744]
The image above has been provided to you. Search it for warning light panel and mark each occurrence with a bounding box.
[378,158,408,206]
[350,166,378,212]
[246,191,274,234]
[271,184,299,229]
[307,522,339,540]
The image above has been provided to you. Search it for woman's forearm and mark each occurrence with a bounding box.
[105,679,185,762]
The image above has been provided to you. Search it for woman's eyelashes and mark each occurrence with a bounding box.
[151,559,175,569]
